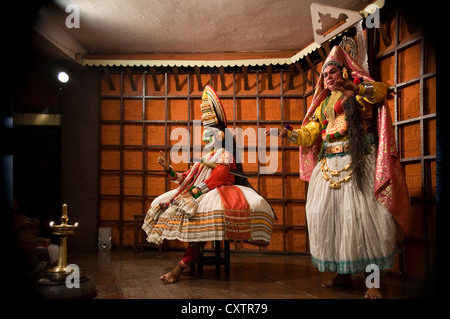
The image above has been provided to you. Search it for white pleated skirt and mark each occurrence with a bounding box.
[142,185,274,246]
[306,140,397,274]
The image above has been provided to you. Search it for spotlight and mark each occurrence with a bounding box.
[58,71,69,83]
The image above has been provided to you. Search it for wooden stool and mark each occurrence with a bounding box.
[190,240,230,276]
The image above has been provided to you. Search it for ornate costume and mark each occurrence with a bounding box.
[286,46,411,274]
[143,85,274,269]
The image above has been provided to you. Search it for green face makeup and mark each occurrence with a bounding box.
[202,129,214,143]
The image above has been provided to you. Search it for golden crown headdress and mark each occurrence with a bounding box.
[201,85,227,131]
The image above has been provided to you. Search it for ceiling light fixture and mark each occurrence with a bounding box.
[58,71,69,83]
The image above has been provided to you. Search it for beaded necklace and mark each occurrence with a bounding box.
[320,157,353,189]
[321,92,348,142]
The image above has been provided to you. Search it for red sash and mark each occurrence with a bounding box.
[217,185,251,241]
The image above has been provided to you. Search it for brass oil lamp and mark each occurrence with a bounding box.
[46,203,78,279]
[35,204,97,298]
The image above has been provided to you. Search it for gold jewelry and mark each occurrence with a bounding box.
[342,67,349,79]
[325,144,350,155]
[320,157,353,189]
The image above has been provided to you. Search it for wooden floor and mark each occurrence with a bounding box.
[68,247,428,300]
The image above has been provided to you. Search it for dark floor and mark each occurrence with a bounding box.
[66,247,427,300]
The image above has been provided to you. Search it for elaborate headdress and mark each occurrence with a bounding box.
[201,85,227,131]
[299,45,411,234]
[309,45,373,120]
[199,85,253,188]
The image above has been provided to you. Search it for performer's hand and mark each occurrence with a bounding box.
[265,128,287,138]
[190,187,200,198]
[157,151,170,172]
[334,78,359,105]
[278,128,288,138]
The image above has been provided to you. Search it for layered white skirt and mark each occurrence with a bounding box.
[142,185,274,246]
[306,140,397,274]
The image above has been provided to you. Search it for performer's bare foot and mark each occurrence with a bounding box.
[321,274,353,288]
[160,266,183,284]
[365,287,383,299]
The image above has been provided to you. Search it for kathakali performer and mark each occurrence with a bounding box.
[267,45,411,299]
[143,85,274,284]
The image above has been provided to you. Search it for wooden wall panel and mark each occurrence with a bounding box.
[398,43,421,82]
[101,149,120,170]
[285,176,306,200]
[286,230,307,252]
[101,174,120,195]
[286,203,306,226]
[101,124,120,145]
[398,84,421,120]
[100,199,119,221]
[101,99,120,120]
[373,9,436,278]
[284,98,304,122]
[123,99,142,121]
[145,99,165,121]
[123,199,143,221]
[168,99,188,121]
[145,125,165,145]
[123,174,142,196]
[123,124,142,145]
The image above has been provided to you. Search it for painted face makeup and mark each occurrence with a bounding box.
[202,127,222,149]
[323,65,343,91]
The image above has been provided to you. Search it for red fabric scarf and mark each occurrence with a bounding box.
[217,185,251,241]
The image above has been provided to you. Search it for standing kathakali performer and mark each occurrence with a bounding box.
[267,45,411,299]
[143,85,275,284]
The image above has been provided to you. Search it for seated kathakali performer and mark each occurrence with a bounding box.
[142,85,275,284]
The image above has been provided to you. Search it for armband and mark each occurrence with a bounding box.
[166,165,178,180]
[358,82,374,98]
[197,182,210,194]
[288,130,299,142]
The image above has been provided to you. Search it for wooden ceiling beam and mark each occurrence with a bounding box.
[242,66,249,90]
[288,64,295,90]
[194,66,203,91]
[267,65,273,90]
[172,66,181,91]
[150,67,160,91]
[102,66,115,91]
[125,66,137,91]
[294,62,311,86]
[219,66,226,91]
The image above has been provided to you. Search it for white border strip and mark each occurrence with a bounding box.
[81,43,322,68]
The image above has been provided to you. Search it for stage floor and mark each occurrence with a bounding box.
[67,247,430,300]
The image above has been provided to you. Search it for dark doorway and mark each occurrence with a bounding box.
[13,124,61,239]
